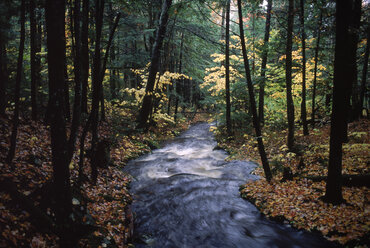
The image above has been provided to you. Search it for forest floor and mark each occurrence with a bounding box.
[216,119,369,247]
[0,110,207,248]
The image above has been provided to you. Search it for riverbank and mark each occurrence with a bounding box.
[214,119,369,247]
[0,111,209,247]
[124,121,334,247]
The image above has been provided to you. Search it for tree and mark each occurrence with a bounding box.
[68,0,82,161]
[359,27,369,116]
[137,0,172,128]
[237,0,272,182]
[311,8,322,129]
[80,0,89,114]
[0,35,8,118]
[349,0,362,121]
[300,0,308,135]
[323,0,354,205]
[0,0,15,118]
[30,0,41,120]
[90,0,105,185]
[285,0,295,150]
[45,0,74,245]
[258,0,272,125]
[6,0,26,164]
[225,0,232,137]
[174,32,184,123]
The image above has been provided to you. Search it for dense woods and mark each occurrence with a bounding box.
[0,0,369,247]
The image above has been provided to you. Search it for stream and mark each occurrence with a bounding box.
[124,123,337,248]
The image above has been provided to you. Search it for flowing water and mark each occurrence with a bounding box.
[124,123,336,248]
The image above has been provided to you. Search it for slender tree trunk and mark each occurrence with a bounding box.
[220,5,225,46]
[258,0,272,125]
[6,0,26,164]
[36,11,42,108]
[109,2,117,99]
[0,40,8,117]
[349,0,362,121]
[360,28,369,116]
[300,0,309,135]
[137,0,172,128]
[30,0,39,120]
[311,10,322,128]
[110,69,117,98]
[68,0,82,162]
[90,0,105,185]
[99,12,121,122]
[174,32,184,122]
[45,0,74,245]
[225,0,232,137]
[285,0,295,150]
[237,0,272,182]
[80,0,89,113]
[100,89,105,121]
[323,0,354,205]
[251,6,255,78]
[64,58,71,121]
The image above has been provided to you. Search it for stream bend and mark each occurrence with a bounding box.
[124,123,336,248]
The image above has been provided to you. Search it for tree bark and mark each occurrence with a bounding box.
[359,27,369,116]
[225,0,232,137]
[258,0,272,125]
[311,10,322,129]
[285,0,295,150]
[174,32,184,123]
[137,0,172,128]
[237,0,272,182]
[80,0,89,114]
[30,0,40,120]
[0,39,8,117]
[99,12,121,122]
[349,0,362,121]
[300,0,309,135]
[90,0,105,185]
[6,0,26,164]
[45,0,74,245]
[68,0,82,162]
[323,0,354,205]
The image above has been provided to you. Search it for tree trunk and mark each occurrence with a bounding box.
[64,57,71,121]
[323,0,354,205]
[285,0,295,150]
[137,0,172,128]
[0,39,8,117]
[6,0,26,164]
[220,4,225,58]
[68,0,82,162]
[90,0,105,185]
[311,10,322,129]
[349,0,362,121]
[225,0,232,137]
[80,0,89,114]
[300,0,309,135]
[258,0,272,125]
[30,0,40,120]
[174,32,184,122]
[108,2,117,99]
[45,0,74,245]
[237,0,272,182]
[99,12,121,122]
[360,27,369,116]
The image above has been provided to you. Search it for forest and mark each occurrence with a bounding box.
[0,0,369,247]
